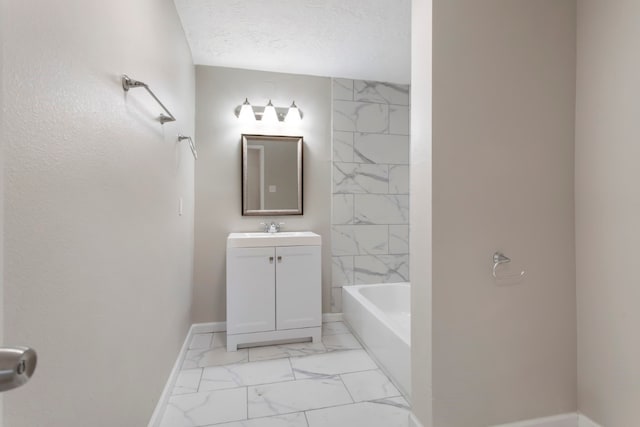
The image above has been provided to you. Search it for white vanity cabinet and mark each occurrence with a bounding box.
[226,232,321,351]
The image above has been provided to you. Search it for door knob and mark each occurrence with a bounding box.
[0,347,37,392]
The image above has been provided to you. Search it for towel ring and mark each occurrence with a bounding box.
[492,252,525,280]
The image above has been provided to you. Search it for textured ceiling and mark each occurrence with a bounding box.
[173,0,411,83]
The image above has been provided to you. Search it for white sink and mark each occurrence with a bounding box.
[227,231,322,248]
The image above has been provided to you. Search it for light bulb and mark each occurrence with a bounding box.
[262,100,278,123]
[285,101,302,124]
[238,98,255,122]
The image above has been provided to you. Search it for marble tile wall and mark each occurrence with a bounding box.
[331,78,410,312]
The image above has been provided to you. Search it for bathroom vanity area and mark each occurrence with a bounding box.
[226,231,322,351]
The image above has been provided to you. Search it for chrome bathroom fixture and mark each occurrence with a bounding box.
[121,74,176,124]
[260,221,285,233]
[178,134,198,160]
[234,98,304,123]
[492,252,526,280]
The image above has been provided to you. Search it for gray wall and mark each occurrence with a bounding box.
[2,0,196,425]
[576,1,640,425]
[331,78,410,312]
[411,1,578,426]
[194,66,332,322]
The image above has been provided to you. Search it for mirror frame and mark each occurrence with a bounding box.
[242,134,303,216]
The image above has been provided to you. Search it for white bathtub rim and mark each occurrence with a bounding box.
[342,282,411,347]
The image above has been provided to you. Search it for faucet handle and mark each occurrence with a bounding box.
[259,222,268,232]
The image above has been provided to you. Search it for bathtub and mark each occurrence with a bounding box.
[342,283,411,399]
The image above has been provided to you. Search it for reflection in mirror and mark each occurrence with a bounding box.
[242,134,303,216]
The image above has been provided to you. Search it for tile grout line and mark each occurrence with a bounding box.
[337,373,357,404]
[195,367,204,393]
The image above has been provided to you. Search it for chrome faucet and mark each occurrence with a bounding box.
[260,221,284,233]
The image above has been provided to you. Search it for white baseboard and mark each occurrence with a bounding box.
[409,412,425,427]
[147,323,198,427]
[409,412,601,427]
[192,316,341,335]
[191,321,226,334]
[322,312,343,322]
[493,413,577,427]
[578,414,602,427]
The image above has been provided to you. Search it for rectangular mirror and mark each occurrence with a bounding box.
[242,134,303,216]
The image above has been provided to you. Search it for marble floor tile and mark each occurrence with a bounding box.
[182,347,249,369]
[189,333,213,350]
[158,322,413,427]
[290,350,377,379]
[248,376,352,418]
[159,388,247,427]
[375,396,410,409]
[248,341,327,362]
[212,412,309,427]
[172,368,202,395]
[340,369,401,402]
[322,333,362,352]
[199,358,294,392]
[305,399,410,427]
[321,322,350,336]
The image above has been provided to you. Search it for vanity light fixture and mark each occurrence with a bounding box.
[234,99,304,122]
[285,101,302,124]
[238,98,255,122]
[262,100,279,123]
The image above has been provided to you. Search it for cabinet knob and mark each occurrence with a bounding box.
[269,257,274,263]
[277,256,282,263]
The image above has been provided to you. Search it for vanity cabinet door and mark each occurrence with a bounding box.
[227,247,276,335]
[275,246,321,330]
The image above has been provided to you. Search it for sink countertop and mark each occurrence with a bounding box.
[227,231,321,248]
